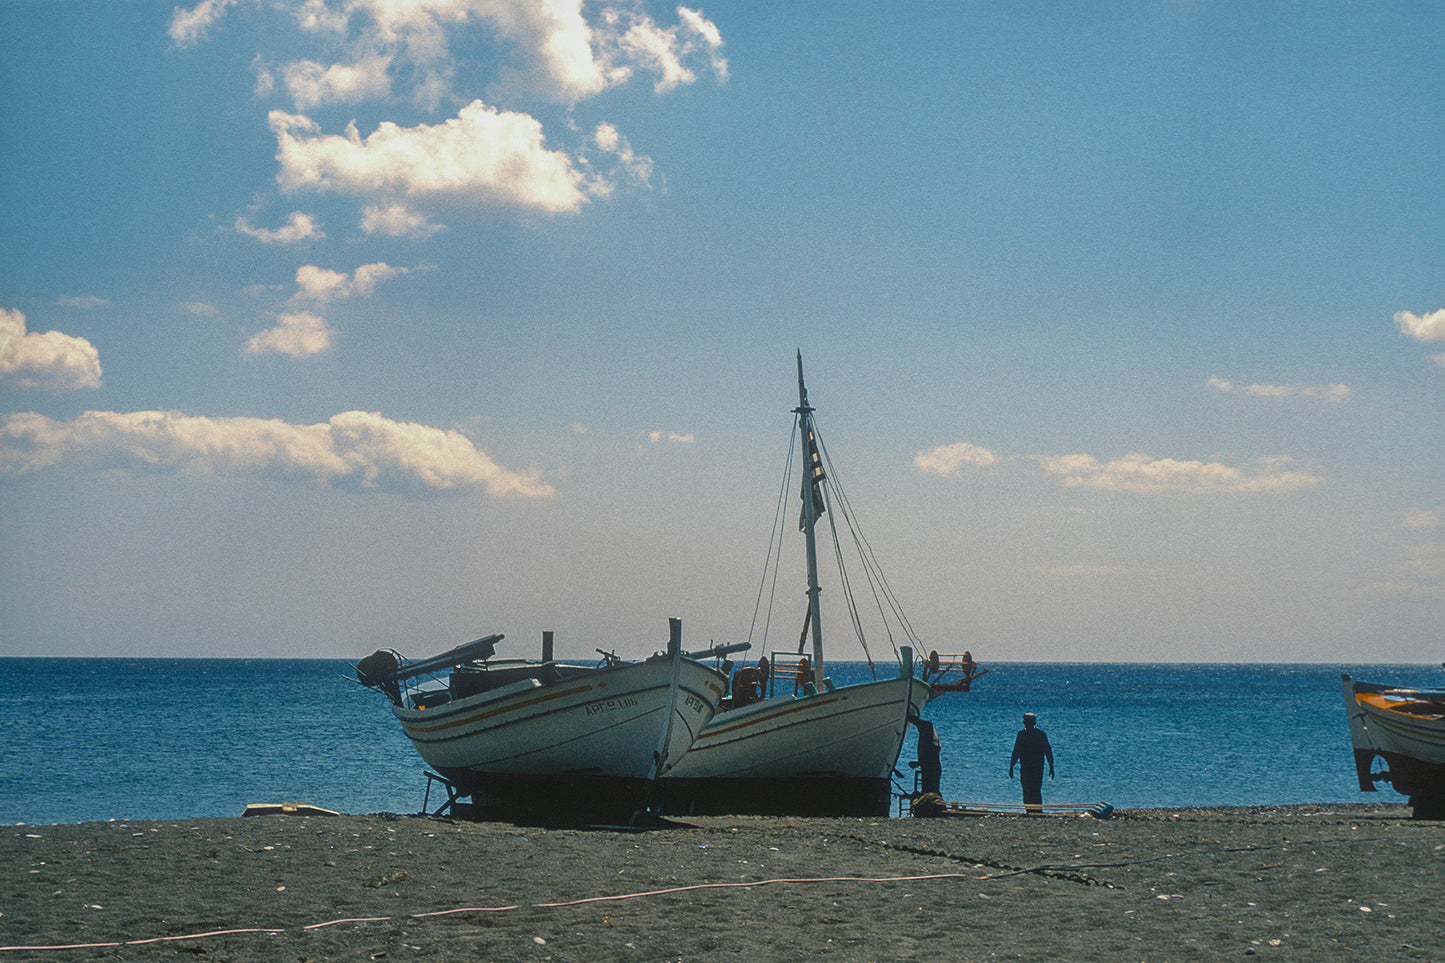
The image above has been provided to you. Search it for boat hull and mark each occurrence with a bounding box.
[1341,674,1445,809]
[659,673,931,816]
[395,656,727,809]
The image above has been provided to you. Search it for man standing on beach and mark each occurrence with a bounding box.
[913,717,942,796]
[1009,712,1054,814]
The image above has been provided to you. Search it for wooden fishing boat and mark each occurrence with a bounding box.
[660,353,975,817]
[358,619,734,817]
[1341,671,1445,819]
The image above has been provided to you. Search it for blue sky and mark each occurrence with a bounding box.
[2,1,1441,663]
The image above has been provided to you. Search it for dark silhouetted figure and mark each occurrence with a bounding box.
[1009,712,1054,814]
[913,718,941,796]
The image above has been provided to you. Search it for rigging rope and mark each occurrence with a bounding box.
[744,408,928,676]
[809,415,926,666]
[746,417,798,656]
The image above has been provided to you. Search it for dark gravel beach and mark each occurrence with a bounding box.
[4,804,1440,961]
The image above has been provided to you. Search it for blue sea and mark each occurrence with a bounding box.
[2,659,1440,825]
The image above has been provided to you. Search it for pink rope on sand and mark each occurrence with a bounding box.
[0,872,978,952]
[0,928,288,952]
[117,928,288,945]
[301,916,398,930]
[530,872,975,907]
[0,944,125,953]
[409,905,522,917]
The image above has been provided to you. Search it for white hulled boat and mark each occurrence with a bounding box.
[359,619,734,817]
[1341,670,1445,819]
[661,353,962,816]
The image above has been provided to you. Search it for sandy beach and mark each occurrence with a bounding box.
[3,803,1440,961]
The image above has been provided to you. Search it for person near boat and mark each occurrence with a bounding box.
[1009,712,1054,813]
[912,717,942,796]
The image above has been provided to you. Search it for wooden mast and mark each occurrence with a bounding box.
[796,350,827,691]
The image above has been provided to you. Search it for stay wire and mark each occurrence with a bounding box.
[810,417,925,666]
[746,415,799,657]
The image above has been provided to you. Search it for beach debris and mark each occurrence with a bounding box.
[363,871,410,887]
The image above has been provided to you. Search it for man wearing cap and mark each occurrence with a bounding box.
[1009,712,1054,814]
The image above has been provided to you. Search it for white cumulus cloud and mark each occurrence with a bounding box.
[244,310,335,358]
[270,102,591,215]
[1395,308,1445,342]
[182,0,728,108]
[0,409,553,498]
[913,442,998,476]
[0,308,103,390]
[291,262,404,303]
[174,0,727,230]
[279,53,394,107]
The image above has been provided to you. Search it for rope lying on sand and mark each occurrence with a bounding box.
[0,872,995,953]
[2,818,1407,954]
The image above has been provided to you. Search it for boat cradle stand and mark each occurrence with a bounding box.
[421,771,474,819]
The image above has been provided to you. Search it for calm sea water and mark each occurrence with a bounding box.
[1,659,1439,825]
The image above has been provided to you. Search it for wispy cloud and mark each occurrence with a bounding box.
[1036,452,1323,494]
[1401,508,1443,530]
[1360,542,1445,602]
[167,0,236,47]
[1205,376,1350,401]
[914,441,998,476]
[916,438,1324,494]
[0,307,102,390]
[234,211,325,245]
[588,123,654,194]
[361,203,444,238]
[603,4,729,95]
[0,409,553,498]
[55,295,110,309]
[648,431,695,444]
